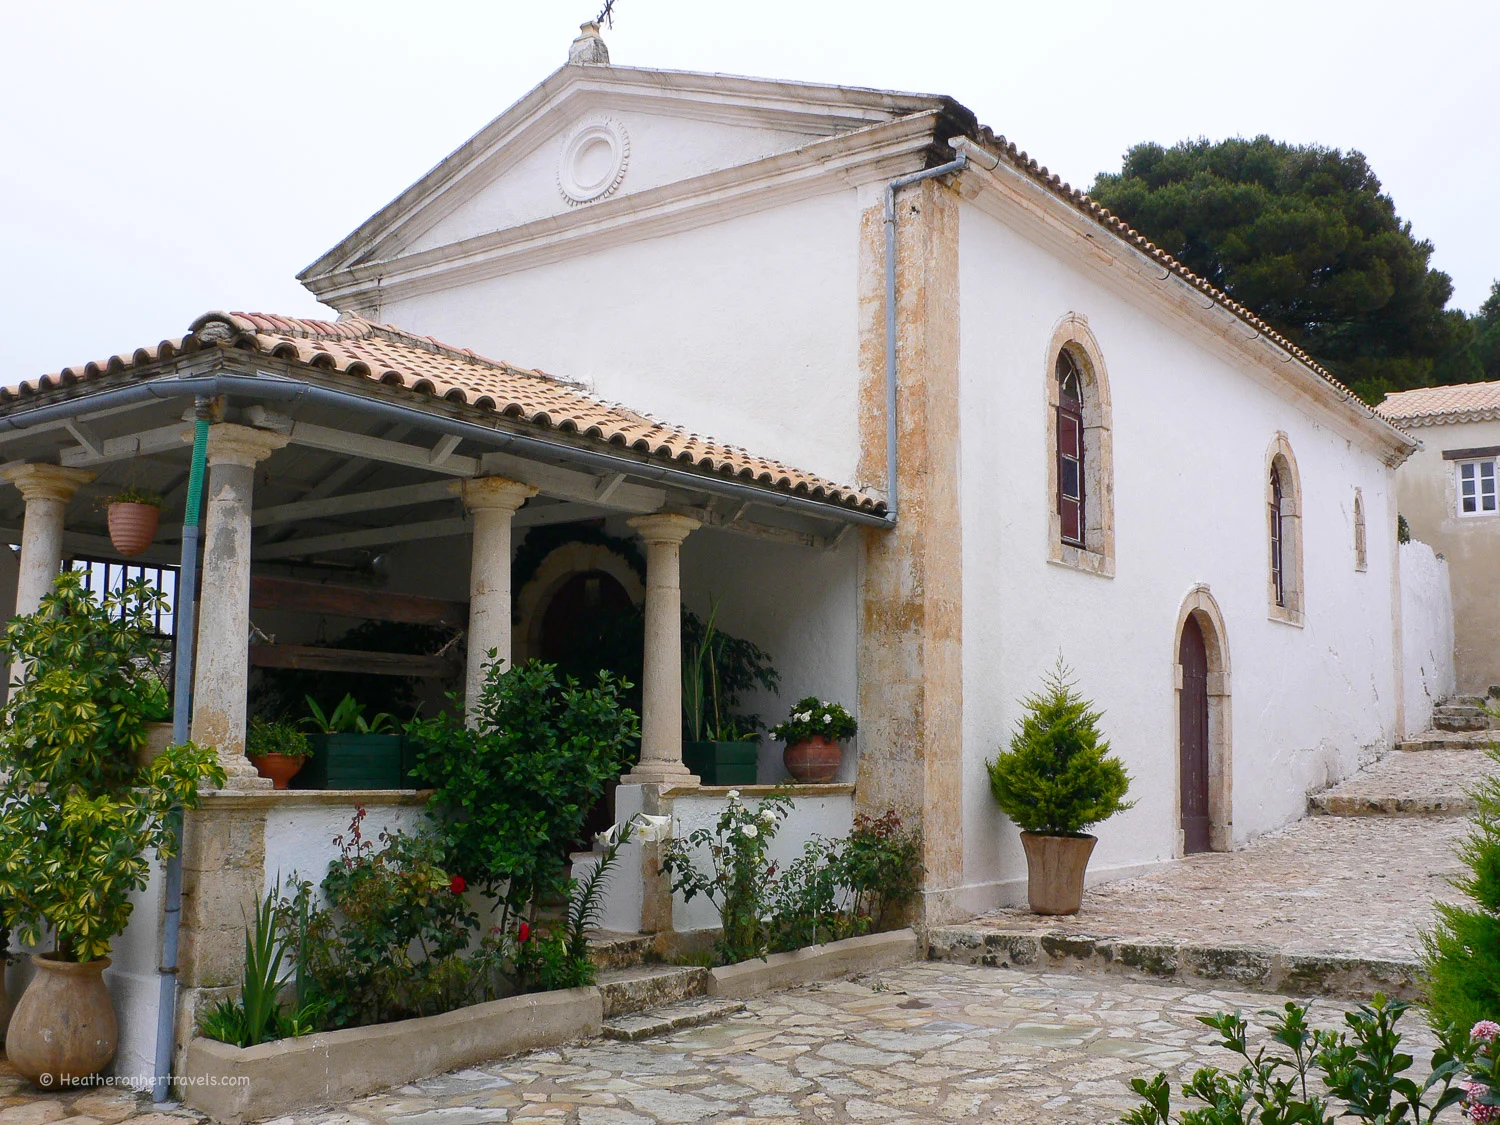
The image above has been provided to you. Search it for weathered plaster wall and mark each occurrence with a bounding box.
[853,180,966,921]
[1398,540,1457,730]
[1394,417,1500,694]
[956,198,1401,911]
[679,528,860,784]
[263,802,435,896]
[376,190,866,489]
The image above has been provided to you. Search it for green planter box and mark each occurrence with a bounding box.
[292,733,411,790]
[683,740,759,786]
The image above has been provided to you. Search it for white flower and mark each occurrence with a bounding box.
[740,823,759,839]
[595,823,622,848]
[823,714,832,724]
[726,789,741,801]
[632,814,673,844]
[759,808,778,825]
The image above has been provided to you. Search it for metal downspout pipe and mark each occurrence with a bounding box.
[882,149,973,521]
[152,396,211,1101]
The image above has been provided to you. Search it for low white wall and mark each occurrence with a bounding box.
[1400,540,1457,733]
[668,790,853,933]
[263,800,434,898]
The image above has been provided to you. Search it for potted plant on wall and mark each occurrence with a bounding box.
[0,571,224,1087]
[295,694,404,790]
[986,658,1132,915]
[247,718,313,789]
[772,697,857,784]
[102,484,164,558]
[681,597,773,785]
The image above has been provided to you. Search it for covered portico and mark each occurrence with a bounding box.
[0,311,886,788]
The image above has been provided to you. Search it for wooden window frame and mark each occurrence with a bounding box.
[1056,351,1086,549]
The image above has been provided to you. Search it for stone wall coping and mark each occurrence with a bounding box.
[196,788,431,811]
[663,782,856,799]
[708,928,920,998]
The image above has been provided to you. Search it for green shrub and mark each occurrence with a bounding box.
[1421,740,1500,1034]
[986,658,1132,836]
[840,810,923,931]
[0,572,224,962]
[200,883,319,1047]
[1122,996,1473,1125]
[407,659,638,926]
[246,718,312,761]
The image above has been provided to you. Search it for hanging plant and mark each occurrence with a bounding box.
[103,485,164,558]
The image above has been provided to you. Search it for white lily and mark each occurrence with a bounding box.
[632,813,673,843]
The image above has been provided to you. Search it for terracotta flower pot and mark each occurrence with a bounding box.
[783,735,842,783]
[1019,832,1097,915]
[107,501,161,558]
[250,752,305,790]
[6,954,118,1088]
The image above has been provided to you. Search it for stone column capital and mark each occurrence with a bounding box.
[0,463,95,505]
[627,511,701,545]
[457,475,537,513]
[206,424,290,468]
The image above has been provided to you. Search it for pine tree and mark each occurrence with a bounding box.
[1422,741,1500,1033]
[987,658,1133,837]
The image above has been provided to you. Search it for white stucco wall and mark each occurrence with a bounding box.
[263,801,436,898]
[955,200,1401,912]
[1399,540,1457,731]
[376,189,866,489]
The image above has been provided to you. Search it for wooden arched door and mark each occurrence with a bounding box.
[1179,614,1211,854]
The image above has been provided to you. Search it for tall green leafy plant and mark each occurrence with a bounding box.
[682,598,778,741]
[0,571,224,961]
[407,659,638,926]
[986,657,1132,837]
[1421,740,1500,1034]
[200,883,319,1047]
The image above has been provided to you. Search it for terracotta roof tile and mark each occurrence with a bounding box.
[3,312,884,516]
[1378,380,1500,425]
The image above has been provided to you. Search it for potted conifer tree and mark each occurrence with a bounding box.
[986,658,1132,915]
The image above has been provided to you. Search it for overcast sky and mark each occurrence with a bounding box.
[3,0,1495,381]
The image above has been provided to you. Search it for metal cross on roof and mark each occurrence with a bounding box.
[596,0,617,28]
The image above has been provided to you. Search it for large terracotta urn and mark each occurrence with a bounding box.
[106,501,161,558]
[1019,833,1097,915]
[6,954,118,1087]
[0,955,11,1045]
[783,735,842,784]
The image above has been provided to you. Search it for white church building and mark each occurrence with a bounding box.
[4,17,1428,967]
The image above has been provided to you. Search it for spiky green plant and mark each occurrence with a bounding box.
[986,657,1133,837]
[1421,739,1500,1034]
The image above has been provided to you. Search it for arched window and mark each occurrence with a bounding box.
[1265,434,1304,625]
[1056,350,1085,548]
[1045,316,1114,577]
[1353,489,1367,572]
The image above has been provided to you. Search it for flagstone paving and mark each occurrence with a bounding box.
[960,813,1469,964]
[262,962,1444,1125]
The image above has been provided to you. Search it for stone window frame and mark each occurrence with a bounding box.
[1173,585,1233,853]
[1353,488,1368,572]
[1045,315,1115,578]
[1265,433,1305,626]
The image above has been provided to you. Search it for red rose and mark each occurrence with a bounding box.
[518,922,531,943]
[450,875,466,894]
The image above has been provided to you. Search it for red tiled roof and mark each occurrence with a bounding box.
[1378,381,1500,425]
[2,312,884,515]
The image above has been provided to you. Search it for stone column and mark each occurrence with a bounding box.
[620,512,700,786]
[0,463,95,617]
[459,476,536,721]
[190,425,287,786]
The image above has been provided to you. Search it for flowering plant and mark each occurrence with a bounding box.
[1466,1020,1500,1122]
[770,697,857,745]
[661,789,794,964]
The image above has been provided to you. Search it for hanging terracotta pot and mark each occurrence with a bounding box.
[783,735,842,783]
[5,954,118,1088]
[250,752,305,790]
[107,501,161,558]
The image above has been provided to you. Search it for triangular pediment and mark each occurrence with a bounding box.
[299,64,949,293]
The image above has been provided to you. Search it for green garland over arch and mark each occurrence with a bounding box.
[510,522,646,608]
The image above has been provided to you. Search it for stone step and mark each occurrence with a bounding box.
[588,930,659,971]
[596,963,710,1018]
[1310,793,1476,816]
[1432,703,1495,732]
[602,996,747,1041]
[1398,730,1495,752]
[928,926,1419,1001]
